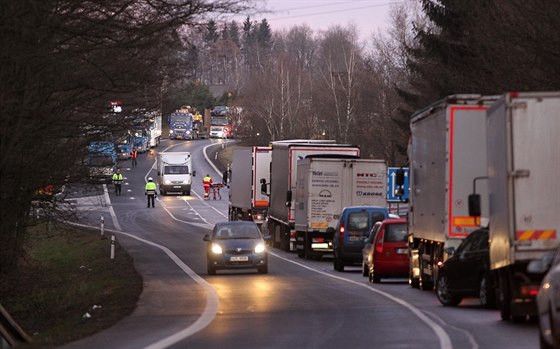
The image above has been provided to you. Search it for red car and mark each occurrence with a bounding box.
[364,218,409,283]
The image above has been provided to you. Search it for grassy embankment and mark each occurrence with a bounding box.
[0,222,142,348]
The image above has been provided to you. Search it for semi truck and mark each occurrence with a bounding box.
[168,112,194,140]
[294,158,387,259]
[156,151,196,195]
[263,140,360,251]
[210,106,234,139]
[408,95,496,290]
[148,113,162,147]
[228,146,272,227]
[473,92,560,321]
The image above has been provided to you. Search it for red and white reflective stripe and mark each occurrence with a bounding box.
[515,230,557,240]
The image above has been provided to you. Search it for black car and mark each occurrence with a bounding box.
[203,221,269,275]
[436,228,496,308]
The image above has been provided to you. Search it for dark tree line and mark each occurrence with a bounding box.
[0,0,253,274]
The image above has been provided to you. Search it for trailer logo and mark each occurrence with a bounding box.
[357,173,380,177]
[313,171,338,176]
[356,191,384,197]
[318,190,333,198]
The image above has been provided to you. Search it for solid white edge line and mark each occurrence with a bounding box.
[67,222,219,349]
[268,251,453,349]
[423,310,478,349]
[103,184,122,231]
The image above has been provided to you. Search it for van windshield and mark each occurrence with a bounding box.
[164,166,189,174]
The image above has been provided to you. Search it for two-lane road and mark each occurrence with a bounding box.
[61,139,539,349]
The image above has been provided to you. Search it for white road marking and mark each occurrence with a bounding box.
[103,184,122,231]
[424,310,478,349]
[268,251,454,349]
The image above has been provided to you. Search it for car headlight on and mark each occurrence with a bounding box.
[182,180,189,184]
[169,130,174,133]
[254,243,266,254]
[186,130,191,134]
[164,180,171,184]
[211,244,223,254]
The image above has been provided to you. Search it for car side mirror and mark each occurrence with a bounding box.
[192,170,196,177]
[157,171,161,176]
[260,178,268,195]
[203,234,210,242]
[444,247,455,256]
[468,194,481,217]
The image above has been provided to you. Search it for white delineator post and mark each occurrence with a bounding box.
[111,235,115,260]
[100,216,105,237]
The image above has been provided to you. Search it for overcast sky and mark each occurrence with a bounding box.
[255,0,402,41]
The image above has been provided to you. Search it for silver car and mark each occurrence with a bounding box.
[534,247,560,349]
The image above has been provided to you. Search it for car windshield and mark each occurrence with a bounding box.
[384,223,407,242]
[164,166,189,174]
[214,224,261,239]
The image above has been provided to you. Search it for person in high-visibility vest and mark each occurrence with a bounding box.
[112,169,124,196]
[130,148,138,168]
[145,177,157,208]
[202,174,213,200]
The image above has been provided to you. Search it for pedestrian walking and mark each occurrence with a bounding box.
[112,169,123,196]
[130,148,138,168]
[145,177,157,207]
[203,174,213,200]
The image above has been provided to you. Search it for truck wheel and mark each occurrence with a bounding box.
[409,258,419,288]
[498,274,512,321]
[258,264,268,274]
[297,233,305,258]
[185,189,191,196]
[419,256,433,291]
[436,273,461,306]
[207,264,216,275]
[479,274,496,309]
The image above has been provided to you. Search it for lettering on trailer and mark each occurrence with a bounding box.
[515,230,557,240]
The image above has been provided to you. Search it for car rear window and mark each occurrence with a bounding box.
[384,223,407,242]
[347,212,369,231]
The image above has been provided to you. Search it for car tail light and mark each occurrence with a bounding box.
[520,284,539,297]
[339,226,345,236]
[375,241,383,253]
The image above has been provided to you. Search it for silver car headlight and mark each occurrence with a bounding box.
[164,180,171,184]
[254,243,266,254]
[211,244,223,254]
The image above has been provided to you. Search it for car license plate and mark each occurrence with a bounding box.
[173,186,181,188]
[230,256,249,262]
[396,248,408,254]
[349,236,362,241]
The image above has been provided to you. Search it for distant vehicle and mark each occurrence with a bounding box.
[530,247,560,349]
[333,206,389,271]
[156,151,195,196]
[363,218,408,282]
[148,113,162,147]
[209,126,229,139]
[117,143,132,160]
[203,221,269,275]
[86,141,117,183]
[131,135,148,153]
[169,112,194,140]
[435,228,496,308]
[211,105,228,116]
[210,107,234,138]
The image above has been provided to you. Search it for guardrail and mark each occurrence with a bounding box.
[0,304,31,348]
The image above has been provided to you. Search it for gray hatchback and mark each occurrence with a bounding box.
[203,221,269,275]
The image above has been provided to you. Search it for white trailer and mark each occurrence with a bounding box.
[149,113,162,147]
[229,146,272,226]
[484,92,560,321]
[156,152,195,195]
[294,158,387,259]
[408,95,496,290]
[266,140,360,251]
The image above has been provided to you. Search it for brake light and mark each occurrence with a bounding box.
[339,226,345,236]
[520,285,539,297]
[375,241,383,253]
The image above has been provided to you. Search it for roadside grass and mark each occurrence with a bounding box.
[0,222,142,348]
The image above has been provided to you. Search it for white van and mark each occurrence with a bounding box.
[156,152,196,195]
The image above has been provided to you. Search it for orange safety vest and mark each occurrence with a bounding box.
[130,149,138,159]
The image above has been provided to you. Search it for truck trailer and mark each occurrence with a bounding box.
[482,92,560,321]
[228,146,272,227]
[294,158,387,259]
[156,151,195,195]
[149,113,162,147]
[265,140,360,251]
[408,95,496,290]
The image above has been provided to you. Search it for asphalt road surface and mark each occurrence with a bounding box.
[60,138,539,349]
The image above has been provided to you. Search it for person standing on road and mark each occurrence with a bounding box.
[145,177,157,207]
[130,148,138,168]
[203,174,213,200]
[222,164,231,187]
[112,169,123,196]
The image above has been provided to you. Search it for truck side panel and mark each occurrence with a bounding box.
[351,160,387,207]
[230,148,253,211]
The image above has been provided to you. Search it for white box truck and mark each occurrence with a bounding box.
[294,158,387,259]
[156,151,195,195]
[264,140,360,251]
[408,95,496,290]
[149,113,162,147]
[482,92,560,321]
[229,146,272,226]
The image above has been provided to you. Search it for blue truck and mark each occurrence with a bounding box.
[87,141,117,183]
[169,112,194,140]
